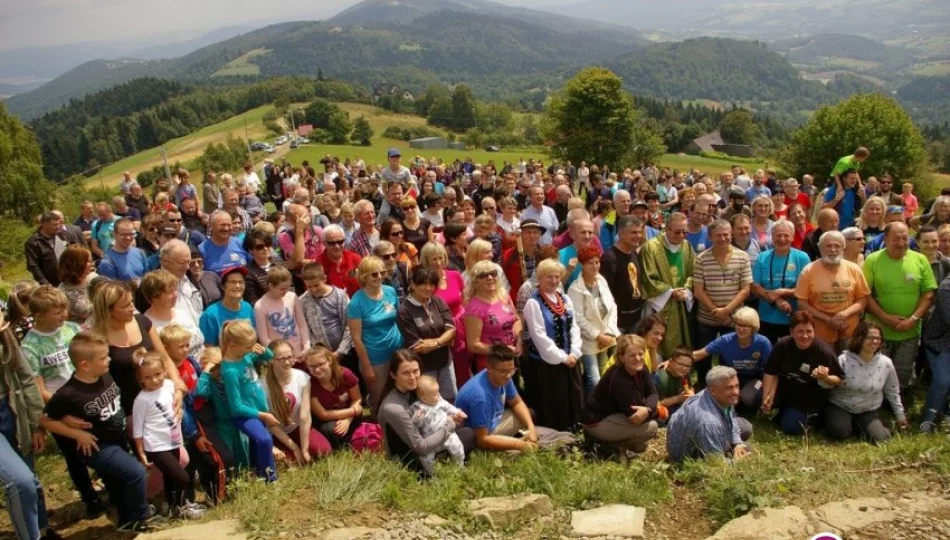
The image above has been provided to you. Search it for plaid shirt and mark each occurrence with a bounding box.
[346,227,377,257]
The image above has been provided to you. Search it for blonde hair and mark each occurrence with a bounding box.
[140,269,178,303]
[465,238,493,271]
[159,323,192,349]
[417,374,439,395]
[90,281,132,337]
[265,340,294,426]
[567,197,586,211]
[464,260,506,302]
[474,214,495,229]
[356,256,386,287]
[856,196,886,229]
[68,331,109,367]
[220,320,257,356]
[732,306,760,331]
[266,266,292,287]
[7,280,39,321]
[535,258,565,280]
[200,346,222,371]
[420,242,448,268]
[751,194,773,215]
[132,348,165,375]
[253,220,276,236]
[615,334,646,363]
[939,223,950,239]
[28,285,68,316]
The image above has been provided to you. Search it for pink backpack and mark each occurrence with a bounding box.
[350,422,383,453]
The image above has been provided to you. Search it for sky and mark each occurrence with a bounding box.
[0,0,577,51]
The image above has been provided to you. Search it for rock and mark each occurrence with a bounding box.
[707,506,809,540]
[570,505,646,538]
[424,514,449,527]
[894,491,950,514]
[810,498,895,535]
[467,494,552,529]
[136,519,248,540]
[322,527,385,540]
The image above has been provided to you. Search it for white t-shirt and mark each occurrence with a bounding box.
[146,309,205,358]
[244,171,261,194]
[132,379,183,452]
[262,369,310,433]
[578,167,590,185]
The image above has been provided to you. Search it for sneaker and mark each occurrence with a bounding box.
[117,520,157,533]
[85,499,106,519]
[920,421,936,433]
[185,501,208,512]
[173,503,206,520]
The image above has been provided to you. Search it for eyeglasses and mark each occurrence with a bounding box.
[669,229,687,236]
[381,253,396,260]
[483,206,496,211]
[673,361,693,369]
[476,270,498,280]
[307,363,328,372]
[326,239,344,246]
[274,355,295,363]
[390,230,404,237]
[252,244,270,251]
[117,232,135,238]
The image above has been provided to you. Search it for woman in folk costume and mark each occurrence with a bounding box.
[522,258,584,432]
[638,212,695,358]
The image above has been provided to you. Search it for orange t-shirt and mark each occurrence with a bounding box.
[794,260,870,344]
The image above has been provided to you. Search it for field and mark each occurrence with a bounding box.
[911,61,950,77]
[211,48,269,78]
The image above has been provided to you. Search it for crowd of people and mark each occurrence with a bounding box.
[4,145,950,538]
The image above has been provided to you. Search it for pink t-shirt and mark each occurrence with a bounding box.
[435,270,465,316]
[464,297,518,349]
[902,193,918,219]
[254,292,309,355]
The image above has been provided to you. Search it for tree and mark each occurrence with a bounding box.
[416,84,450,117]
[427,96,454,128]
[352,116,374,146]
[305,98,337,129]
[326,109,353,145]
[779,93,929,183]
[451,85,478,132]
[0,103,56,224]
[629,116,667,166]
[463,128,485,149]
[719,109,760,145]
[542,67,641,168]
[478,103,514,133]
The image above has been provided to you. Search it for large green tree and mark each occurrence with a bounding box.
[326,109,353,145]
[780,93,929,182]
[0,103,55,224]
[719,109,760,145]
[351,116,374,146]
[543,67,662,167]
[451,85,478,132]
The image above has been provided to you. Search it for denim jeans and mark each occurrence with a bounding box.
[695,322,729,389]
[776,407,820,435]
[0,401,47,540]
[83,444,148,526]
[580,348,612,398]
[233,417,276,482]
[923,346,950,424]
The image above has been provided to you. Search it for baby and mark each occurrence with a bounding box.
[409,376,466,475]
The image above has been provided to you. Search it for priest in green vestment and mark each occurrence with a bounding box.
[639,212,695,359]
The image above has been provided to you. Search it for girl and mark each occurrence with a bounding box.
[253,267,309,357]
[306,346,364,448]
[5,281,38,343]
[263,341,331,463]
[218,320,278,481]
[131,350,205,520]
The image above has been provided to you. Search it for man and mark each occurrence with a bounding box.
[693,219,753,385]
[455,345,574,452]
[514,178,531,211]
[381,148,412,187]
[176,198,204,236]
[801,209,839,261]
[831,146,870,186]
[376,182,405,226]
[745,169,771,203]
[318,225,361,297]
[599,189,632,251]
[795,230,870,351]
[145,224,179,270]
[559,218,597,288]
[863,222,937,392]
[118,171,134,195]
[733,166,752,191]
[502,220,544,304]
[823,169,866,229]
[685,202,711,253]
[866,205,912,253]
[784,178,811,211]
[520,185,559,246]
[24,211,72,285]
[165,209,206,251]
[49,210,86,247]
[151,240,220,325]
[97,218,149,284]
[586,174,611,210]
[441,187,459,211]
[221,189,252,233]
[667,366,753,463]
[73,201,96,235]
[751,220,812,343]
[111,195,142,232]
[125,183,150,218]
[875,173,903,206]
[242,162,261,195]
[629,201,659,241]
[346,200,380,257]
[199,211,248,275]
[471,170,495,211]
[721,188,751,221]
[717,171,735,204]
[640,212,695,358]
[89,202,117,260]
[577,161,590,195]
[600,215,645,333]
[279,204,325,292]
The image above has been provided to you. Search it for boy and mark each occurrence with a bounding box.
[41,332,157,532]
[655,346,695,420]
[902,182,919,220]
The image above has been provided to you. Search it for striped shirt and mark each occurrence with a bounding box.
[693,246,752,326]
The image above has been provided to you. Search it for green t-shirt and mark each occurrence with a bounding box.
[655,368,688,399]
[831,155,861,179]
[863,250,937,340]
[20,322,81,394]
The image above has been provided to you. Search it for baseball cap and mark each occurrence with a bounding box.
[387,148,401,158]
[220,266,249,281]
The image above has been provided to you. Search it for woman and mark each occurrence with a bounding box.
[771,191,788,220]
[347,256,403,409]
[400,196,430,253]
[444,223,468,272]
[198,267,255,347]
[751,220,812,343]
[581,335,659,455]
[263,341,332,463]
[827,321,907,442]
[243,229,278,306]
[136,214,164,257]
[377,350,470,477]
[692,307,771,408]
[464,260,521,378]
[463,238,509,294]
[306,346,363,448]
[418,180,436,211]
[203,172,221,214]
[857,196,886,250]
[634,315,667,373]
[842,227,866,267]
[939,224,950,259]
[421,194,444,230]
[380,219,419,268]
[57,244,97,324]
[397,267,457,400]
[657,174,678,210]
[419,242,470,390]
[760,311,843,435]
[910,195,950,230]
[373,241,410,302]
[750,195,774,249]
[918,225,950,286]
[567,245,619,397]
[89,280,184,415]
[730,214,762,261]
[141,270,205,358]
[461,198,478,233]
[787,202,814,250]
[522,259,583,431]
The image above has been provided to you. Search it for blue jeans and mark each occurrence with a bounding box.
[234,417,276,482]
[695,323,729,389]
[83,444,148,526]
[581,348,612,398]
[923,346,950,423]
[0,404,46,540]
[776,407,819,435]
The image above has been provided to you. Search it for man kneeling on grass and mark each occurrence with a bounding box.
[666,366,753,463]
[454,345,575,452]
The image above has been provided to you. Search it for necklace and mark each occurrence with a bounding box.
[539,290,566,316]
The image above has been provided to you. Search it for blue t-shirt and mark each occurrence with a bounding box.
[823,185,859,229]
[704,333,772,379]
[200,238,248,275]
[98,247,149,281]
[686,227,710,253]
[91,218,116,253]
[456,370,518,433]
[199,300,256,347]
[752,248,811,325]
[745,185,771,203]
[346,285,403,365]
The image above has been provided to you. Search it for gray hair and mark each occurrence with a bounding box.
[160,239,189,261]
[556,185,572,196]
[771,219,795,235]
[354,199,375,215]
[373,241,395,257]
[841,226,863,241]
[292,188,311,204]
[613,189,631,205]
[708,219,731,235]
[706,366,738,387]
[566,208,590,227]
[818,230,845,247]
[210,210,231,225]
[322,224,344,240]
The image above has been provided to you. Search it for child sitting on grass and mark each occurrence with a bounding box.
[654,346,695,421]
[409,375,466,475]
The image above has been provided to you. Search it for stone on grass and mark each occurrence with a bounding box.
[570,504,646,538]
[467,494,552,528]
[810,498,895,535]
[136,519,248,540]
[708,506,809,540]
[321,526,384,540]
[423,514,449,526]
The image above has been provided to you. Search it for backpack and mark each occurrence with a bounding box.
[350,422,383,453]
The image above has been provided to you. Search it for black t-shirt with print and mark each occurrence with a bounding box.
[44,374,127,453]
[764,336,844,413]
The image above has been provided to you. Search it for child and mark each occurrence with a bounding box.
[654,346,695,421]
[5,280,39,343]
[902,182,919,220]
[160,324,232,506]
[131,350,205,520]
[41,332,156,532]
[217,320,278,482]
[299,263,353,361]
[253,267,309,357]
[408,375,466,476]
[196,347,250,470]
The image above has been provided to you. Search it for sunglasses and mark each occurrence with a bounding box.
[326,240,345,246]
[390,230,404,237]
[252,244,270,251]
[476,270,498,280]
[369,271,383,278]
[483,206,496,211]
[402,205,415,211]
[167,218,182,223]
[381,253,397,260]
